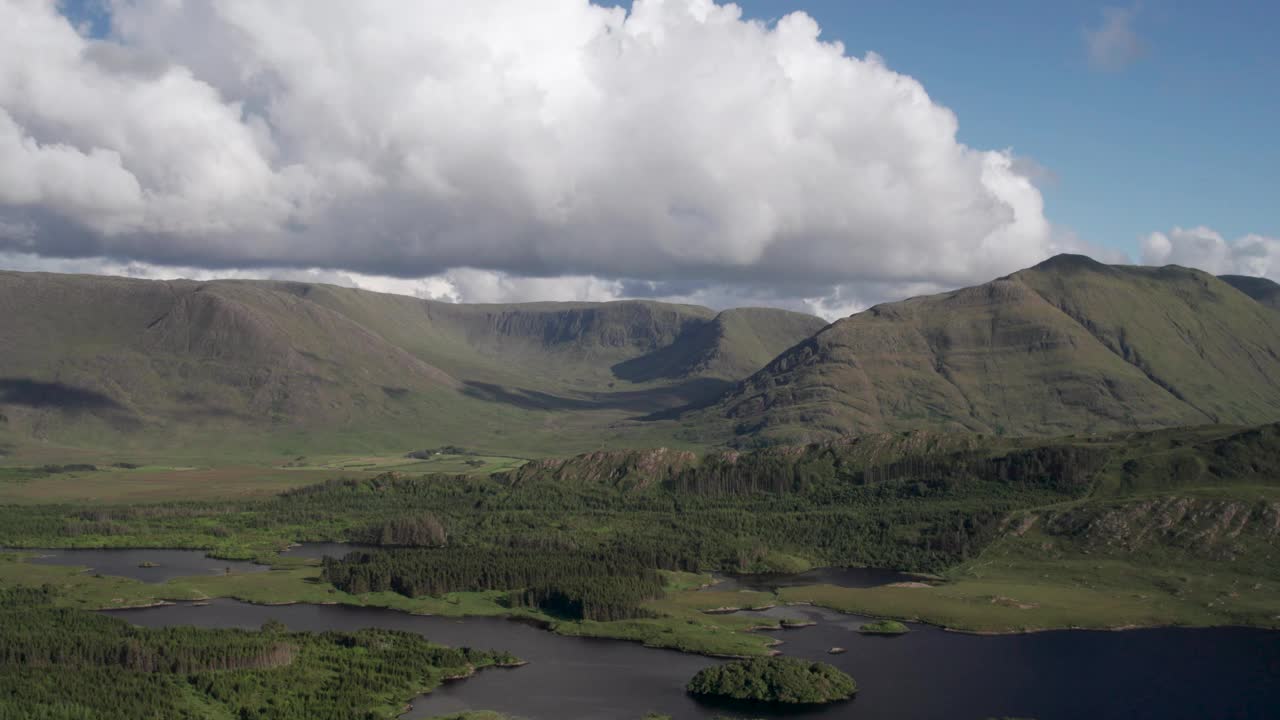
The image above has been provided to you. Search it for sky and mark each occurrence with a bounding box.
[0,0,1276,318]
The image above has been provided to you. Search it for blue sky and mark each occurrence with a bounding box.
[715,0,1278,258]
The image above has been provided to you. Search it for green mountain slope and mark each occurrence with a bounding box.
[704,255,1280,444]
[0,271,822,456]
[1220,274,1280,309]
[6,257,1280,456]
[285,284,821,391]
[0,272,461,453]
[1015,257,1280,423]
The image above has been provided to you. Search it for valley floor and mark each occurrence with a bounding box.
[2,531,1275,659]
[2,423,1278,717]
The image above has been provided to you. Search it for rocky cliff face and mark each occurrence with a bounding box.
[500,447,699,490]
[1012,497,1280,562]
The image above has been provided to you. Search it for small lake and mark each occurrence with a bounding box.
[278,542,378,560]
[106,599,1280,720]
[8,548,269,583]
[700,567,925,592]
[4,542,377,582]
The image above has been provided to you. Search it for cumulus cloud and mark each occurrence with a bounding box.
[1141,226,1280,279]
[0,0,1057,315]
[1085,5,1145,71]
[0,249,625,306]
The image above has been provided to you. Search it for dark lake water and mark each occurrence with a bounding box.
[278,542,378,560]
[10,543,923,592]
[10,548,269,582]
[700,567,924,592]
[105,599,1280,720]
[5,542,375,582]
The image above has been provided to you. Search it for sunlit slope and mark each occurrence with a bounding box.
[1016,257,1280,423]
[0,272,822,454]
[706,255,1280,443]
[0,272,460,452]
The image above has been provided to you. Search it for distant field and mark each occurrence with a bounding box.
[0,465,340,504]
[282,453,527,475]
[2,422,1277,642]
[0,451,526,504]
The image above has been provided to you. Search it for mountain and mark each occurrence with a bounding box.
[6,256,1280,456]
[704,255,1280,444]
[0,271,821,456]
[611,307,828,383]
[1220,274,1280,309]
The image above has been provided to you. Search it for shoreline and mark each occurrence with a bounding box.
[10,549,1275,647]
[91,588,1280,661]
[685,599,1280,639]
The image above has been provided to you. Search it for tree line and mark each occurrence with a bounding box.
[0,438,1122,579]
[0,587,517,720]
[323,546,680,621]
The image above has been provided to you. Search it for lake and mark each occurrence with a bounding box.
[699,567,926,592]
[106,599,1280,720]
[278,542,378,560]
[4,542,378,581]
[8,547,269,582]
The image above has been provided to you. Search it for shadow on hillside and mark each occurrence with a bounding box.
[0,378,123,411]
[610,325,711,383]
[170,391,253,422]
[611,343,699,384]
[462,378,732,415]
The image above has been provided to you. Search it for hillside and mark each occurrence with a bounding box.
[505,422,1280,501]
[1221,274,1280,309]
[611,307,827,383]
[0,271,821,456]
[703,255,1280,444]
[6,257,1280,456]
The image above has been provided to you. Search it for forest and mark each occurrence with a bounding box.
[0,587,517,720]
[0,439,1116,577]
[322,546,681,621]
[0,425,1278,716]
[685,656,857,705]
[5,426,1274,635]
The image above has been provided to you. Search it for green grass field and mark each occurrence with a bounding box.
[0,464,337,504]
[279,453,526,475]
[778,548,1280,634]
[0,552,784,657]
[0,450,527,504]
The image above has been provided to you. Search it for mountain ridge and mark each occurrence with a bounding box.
[4,256,1280,454]
[1220,274,1280,309]
[0,270,822,455]
[703,258,1280,444]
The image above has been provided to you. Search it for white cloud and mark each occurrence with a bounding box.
[1141,226,1280,279]
[0,0,1057,308]
[1085,6,1144,71]
[0,249,623,309]
[0,248,896,320]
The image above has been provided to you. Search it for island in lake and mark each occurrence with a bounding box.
[860,619,910,635]
[686,656,857,705]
